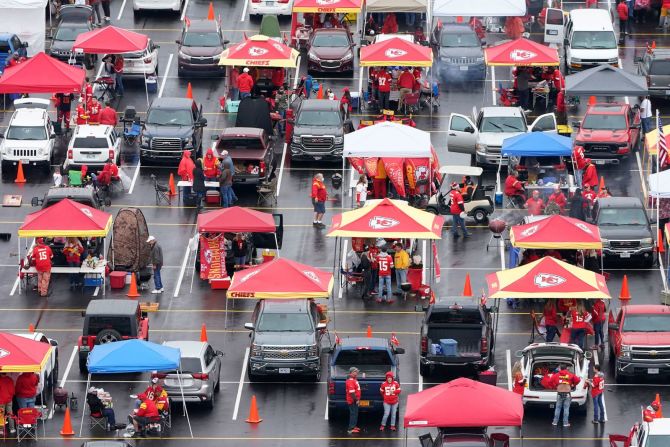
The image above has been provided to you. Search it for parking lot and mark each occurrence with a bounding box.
[0,0,668,445]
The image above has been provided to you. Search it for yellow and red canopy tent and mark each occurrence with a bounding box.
[510,215,602,250]
[0,332,52,373]
[218,35,300,68]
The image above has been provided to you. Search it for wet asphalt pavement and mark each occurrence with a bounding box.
[0,0,668,445]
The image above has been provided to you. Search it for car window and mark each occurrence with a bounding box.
[11,36,21,49]
[582,114,626,130]
[427,309,483,324]
[72,137,109,149]
[147,109,193,126]
[649,60,670,75]
[648,435,670,447]
[6,126,47,140]
[597,207,647,225]
[622,314,670,332]
[180,357,203,373]
[183,31,221,47]
[256,312,313,332]
[451,116,472,132]
[87,316,133,336]
[532,115,555,132]
[546,9,563,26]
[480,116,526,133]
[55,27,88,41]
[204,346,215,365]
[312,33,350,47]
[218,137,263,150]
[0,41,10,53]
[571,31,617,49]
[334,350,392,366]
[440,32,479,47]
[296,110,341,126]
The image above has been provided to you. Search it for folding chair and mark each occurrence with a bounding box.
[151,174,171,205]
[402,92,420,115]
[257,176,278,206]
[89,410,108,431]
[123,117,142,145]
[68,170,83,187]
[490,433,510,447]
[418,433,433,447]
[609,434,631,447]
[13,408,41,443]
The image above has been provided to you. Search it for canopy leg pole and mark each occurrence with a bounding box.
[176,370,193,438]
[189,235,198,294]
[79,374,91,436]
[421,240,427,284]
[17,237,21,294]
[358,66,364,114]
[274,233,280,257]
[404,428,408,447]
[145,72,149,108]
[331,237,340,332]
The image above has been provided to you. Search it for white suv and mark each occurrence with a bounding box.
[0,98,56,177]
[64,125,120,173]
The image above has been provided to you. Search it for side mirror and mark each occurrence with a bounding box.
[198,117,208,126]
[515,349,523,358]
[49,339,58,346]
[244,322,254,330]
[563,38,569,46]
[395,347,405,354]
[224,39,230,45]
[216,350,224,356]
[316,322,327,330]
[22,42,28,48]
[571,121,581,129]
[608,323,619,331]
[210,134,219,141]
[175,39,181,45]
[464,126,475,134]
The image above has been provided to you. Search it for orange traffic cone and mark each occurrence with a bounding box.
[366,325,372,338]
[168,173,177,196]
[588,96,597,106]
[316,84,323,99]
[655,393,664,417]
[246,395,262,423]
[14,162,26,183]
[28,323,35,333]
[60,407,75,436]
[463,273,473,297]
[456,16,463,23]
[659,229,666,254]
[200,323,208,342]
[127,273,140,298]
[599,176,605,192]
[619,275,631,302]
[207,2,215,20]
[186,82,193,99]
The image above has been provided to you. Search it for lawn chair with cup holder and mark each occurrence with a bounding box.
[150,174,171,205]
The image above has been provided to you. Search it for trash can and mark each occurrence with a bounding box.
[262,249,276,263]
[109,271,126,289]
[440,339,458,356]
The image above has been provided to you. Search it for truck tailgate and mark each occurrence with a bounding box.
[426,326,483,359]
[226,148,267,160]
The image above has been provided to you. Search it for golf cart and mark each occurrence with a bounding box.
[425,166,494,223]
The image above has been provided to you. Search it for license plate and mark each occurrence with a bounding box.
[20,159,29,165]
[358,400,370,407]
[649,368,660,374]
[620,252,631,258]
[665,90,670,95]
[266,1,274,5]
[459,66,468,71]
[592,159,606,165]
[86,153,97,159]
[278,368,290,374]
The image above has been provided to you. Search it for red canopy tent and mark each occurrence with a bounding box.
[0,332,53,373]
[292,0,362,12]
[18,198,112,238]
[218,35,300,68]
[197,206,276,233]
[0,52,85,94]
[484,38,559,66]
[510,215,602,250]
[359,37,433,67]
[73,25,148,54]
[404,378,523,428]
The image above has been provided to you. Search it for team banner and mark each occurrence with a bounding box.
[405,158,431,194]
[349,157,365,174]
[432,241,441,283]
[199,235,227,280]
[364,157,379,177]
[382,157,406,198]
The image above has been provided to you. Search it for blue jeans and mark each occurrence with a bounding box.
[395,268,407,293]
[593,321,605,346]
[570,328,586,351]
[17,397,36,409]
[68,260,80,285]
[153,266,163,290]
[553,393,571,425]
[451,213,469,236]
[593,394,605,421]
[229,87,239,101]
[220,185,233,207]
[115,73,124,95]
[381,402,398,427]
[545,325,559,342]
[348,403,359,430]
[378,275,392,300]
[642,117,652,135]
[240,92,251,99]
[234,256,246,267]
[103,407,116,426]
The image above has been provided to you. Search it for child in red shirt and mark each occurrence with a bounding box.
[588,366,606,423]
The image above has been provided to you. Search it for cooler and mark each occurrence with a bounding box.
[262,249,276,263]
[429,343,442,355]
[146,76,158,93]
[440,339,458,356]
[350,91,360,109]
[205,190,220,205]
[478,368,498,386]
[210,277,231,290]
[407,267,422,291]
[109,271,126,289]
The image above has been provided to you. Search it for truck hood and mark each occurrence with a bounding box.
[51,40,74,52]
[253,331,315,346]
[439,46,483,60]
[143,124,193,139]
[293,126,343,137]
[576,129,628,143]
[2,139,50,150]
[479,131,525,147]
[179,46,223,58]
[621,332,670,345]
[599,225,652,240]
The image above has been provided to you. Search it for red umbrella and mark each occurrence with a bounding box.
[510,215,602,249]
[485,38,559,66]
[0,52,85,94]
[404,378,523,428]
[197,206,276,233]
[73,25,148,54]
[360,37,433,67]
[18,198,112,237]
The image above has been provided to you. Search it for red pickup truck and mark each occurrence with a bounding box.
[212,127,275,186]
[573,103,641,165]
[608,305,670,382]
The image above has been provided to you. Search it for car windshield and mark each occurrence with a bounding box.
[622,314,670,332]
[571,31,617,49]
[649,60,670,75]
[182,31,221,47]
[147,109,193,126]
[72,137,109,149]
[6,126,46,140]
[0,42,10,53]
[480,116,526,132]
[296,110,341,126]
[441,32,480,47]
[597,207,647,225]
[648,435,670,447]
[256,312,313,332]
[582,113,626,130]
[55,27,88,41]
[312,33,349,47]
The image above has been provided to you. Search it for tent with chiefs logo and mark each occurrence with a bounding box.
[218,34,299,68]
[510,215,602,250]
[484,38,559,66]
[486,256,610,299]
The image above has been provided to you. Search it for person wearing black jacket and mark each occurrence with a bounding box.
[192,159,206,211]
[568,188,587,221]
[86,388,121,431]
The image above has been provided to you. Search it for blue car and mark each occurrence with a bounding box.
[0,33,28,73]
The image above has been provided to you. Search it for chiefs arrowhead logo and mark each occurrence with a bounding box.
[239,270,260,283]
[520,224,539,238]
[415,165,429,181]
[316,0,339,4]
[303,270,320,283]
[369,216,400,230]
[509,49,537,62]
[575,223,593,234]
[384,48,407,58]
[534,273,566,288]
[248,46,269,57]
[80,208,93,218]
[0,349,9,359]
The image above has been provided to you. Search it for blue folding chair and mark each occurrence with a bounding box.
[123,118,141,145]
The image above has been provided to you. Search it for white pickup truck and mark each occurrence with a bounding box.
[623,417,670,447]
[12,332,59,398]
[0,99,56,178]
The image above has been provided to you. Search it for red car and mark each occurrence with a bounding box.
[573,103,641,165]
[307,28,354,76]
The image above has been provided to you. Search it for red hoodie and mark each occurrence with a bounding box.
[0,375,15,404]
[15,373,38,398]
[380,374,401,404]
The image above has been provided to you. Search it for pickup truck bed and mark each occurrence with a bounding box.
[426,325,483,359]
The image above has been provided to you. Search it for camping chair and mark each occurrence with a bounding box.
[13,408,41,443]
[402,92,420,115]
[340,266,364,292]
[490,433,510,447]
[609,434,631,447]
[151,174,171,205]
[88,409,108,431]
[418,433,433,447]
[68,169,83,187]
[123,117,142,145]
[257,175,278,206]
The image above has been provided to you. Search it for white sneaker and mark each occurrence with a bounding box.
[151,289,161,294]
[158,288,164,293]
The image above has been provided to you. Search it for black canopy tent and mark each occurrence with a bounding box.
[565,65,648,97]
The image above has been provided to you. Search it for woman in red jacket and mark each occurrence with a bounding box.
[15,372,38,409]
[543,300,560,342]
[581,159,599,189]
[379,371,401,431]
[569,302,591,350]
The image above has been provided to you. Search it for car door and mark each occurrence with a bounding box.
[544,8,565,45]
[204,345,219,385]
[529,113,557,133]
[608,309,623,356]
[629,107,641,144]
[447,113,477,154]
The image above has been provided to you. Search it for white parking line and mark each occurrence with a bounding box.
[324,398,329,420]
[232,347,250,420]
[173,236,193,297]
[506,349,512,391]
[635,151,648,197]
[337,239,349,300]
[276,142,287,196]
[418,365,424,392]
[116,0,127,20]
[490,66,497,106]
[9,277,19,296]
[180,0,190,21]
[93,286,99,297]
[60,346,78,388]
[158,54,174,98]
[127,162,141,194]
[240,0,248,22]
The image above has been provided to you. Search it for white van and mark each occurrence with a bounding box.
[564,8,618,73]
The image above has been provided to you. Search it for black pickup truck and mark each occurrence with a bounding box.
[417,300,495,377]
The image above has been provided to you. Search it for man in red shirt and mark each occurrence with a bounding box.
[238,68,254,99]
[54,93,75,131]
[589,366,605,423]
[379,371,401,431]
[617,0,629,37]
[448,182,470,238]
[504,170,526,206]
[131,396,159,434]
[76,99,89,125]
[311,173,328,227]
[556,89,567,125]
[99,102,118,127]
[397,67,415,112]
[590,298,607,349]
[572,145,587,186]
[376,69,392,111]
[376,246,393,303]
[0,373,16,433]
[345,367,361,434]
[15,372,38,409]
[88,98,101,125]
[548,185,567,213]
[581,159,598,189]
[113,55,124,96]
[550,364,581,426]
[569,303,591,350]
[32,238,53,297]
[525,190,545,216]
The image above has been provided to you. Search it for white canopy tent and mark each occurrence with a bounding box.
[366,0,429,13]
[0,0,47,56]
[649,170,670,198]
[343,121,432,158]
[432,0,527,17]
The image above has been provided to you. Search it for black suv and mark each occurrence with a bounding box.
[433,23,485,83]
[32,186,108,209]
[78,300,149,372]
[176,19,228,77]
[140,98,207,163]
[49,4,95,68]
[636,48,670,98]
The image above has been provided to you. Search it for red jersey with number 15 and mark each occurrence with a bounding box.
[32,245,53,272]
[377,253,393,276]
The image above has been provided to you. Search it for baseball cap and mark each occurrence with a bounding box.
[349,367,359,374]
[146,236,156,243]
[450,182,458,189]
[243,67,249,73]
[151,377,159,384]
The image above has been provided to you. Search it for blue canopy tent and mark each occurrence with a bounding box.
[80,339,192,437]
[501,132,573,157]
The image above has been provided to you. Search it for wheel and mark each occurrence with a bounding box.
[327,405,338,422]
[425,206,439,215]
[97,328,122,344]
[1,161,12,181]
[472,208,489,224]
[247,365,258,382]
[419,362,430,377]
[641,256,654,269]
[177,68,184,78]
[311,368,321,382]
[204,390,214,409]
[154,62,159,77]
[78,355,88,373]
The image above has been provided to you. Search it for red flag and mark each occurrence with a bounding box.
[184,16,191,27]
[382,157,406,197]
[363,157,378,177]
[335,332,341,345]
[349,157,365,174]
[432,241,441,284]
[430,146,442,181]
[391,333,400,346]
[429,291,436,305]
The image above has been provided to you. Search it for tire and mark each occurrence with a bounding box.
[419,362,430,377]
[425,206,439,215]
[78,354,88,373]
[97,328,122,344]
[154,63,159,77]
[247,369,259,382]
[1,161,11,181]
[311,367,321,382]
[215,372,221,392]
[472,208,488,224]
[204,390,214,409]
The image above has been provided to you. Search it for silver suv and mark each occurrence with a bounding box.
[158,341,222,409]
